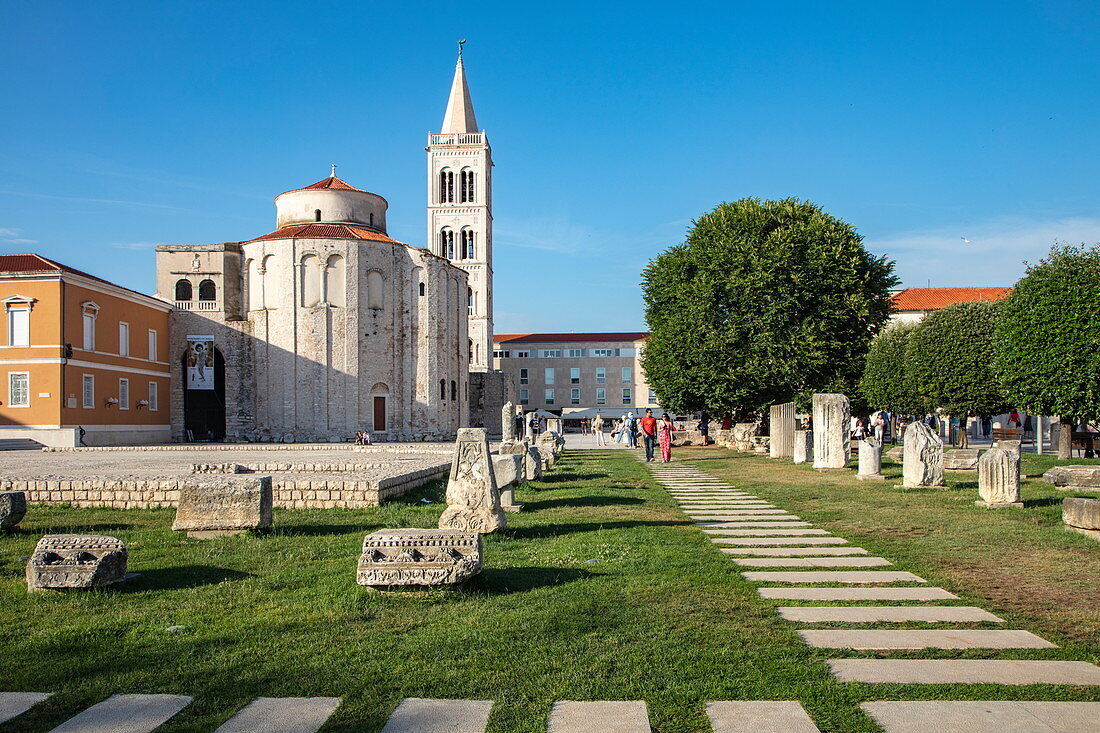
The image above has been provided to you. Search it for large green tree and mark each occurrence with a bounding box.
[860,322,923,415]
[993,244,1100,458]
[905,301,1010,446]
[641,198,897,415]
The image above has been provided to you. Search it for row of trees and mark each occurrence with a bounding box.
[642,197,1100,459]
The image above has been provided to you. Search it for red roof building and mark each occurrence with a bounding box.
[890,287,1012,323]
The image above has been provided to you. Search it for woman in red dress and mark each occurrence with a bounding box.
[658,413,674,463]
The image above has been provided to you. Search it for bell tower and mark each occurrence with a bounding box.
[428,42,493,371]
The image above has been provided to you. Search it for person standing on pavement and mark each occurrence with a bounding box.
[659,413,675,462]
[593,412,606,446]
[641,408,658,462]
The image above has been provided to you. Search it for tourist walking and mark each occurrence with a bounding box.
[529,412,540,439]
[624,412,638,447]
[641,408,658,462]
[593,412,606,446]
[697,411,711,445]
[658,413,674,462]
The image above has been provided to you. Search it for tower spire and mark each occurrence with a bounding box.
[440,42,478,134]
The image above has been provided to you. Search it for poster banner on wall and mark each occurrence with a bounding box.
[186,335,215,390]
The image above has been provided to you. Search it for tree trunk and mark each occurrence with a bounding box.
[1059,417,1073,460]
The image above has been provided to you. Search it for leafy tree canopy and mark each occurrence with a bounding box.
[993,243,1100,423]
[906,300,1010,417]
[860,322,923,415]
[641,198,897,415]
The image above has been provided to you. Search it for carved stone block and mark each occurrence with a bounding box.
[501,401,516,441]
[902,422,944,488]
[976,447,1022,508]
[0,490,27,530]
[1063,497,1100,530]
[857,438,885,480]
[812,394,850,470]
[356,529,482,587]
[944,449,981,470]
[493,454,524,513]
[793,430,813,464]
[1044,466,1100,491]
[26,534,128,591]
[172,476,273,537]
[439,428,506,534]
[769,402,796,458]
[524,445,543,481]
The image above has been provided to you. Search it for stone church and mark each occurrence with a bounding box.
[155,51,509,442]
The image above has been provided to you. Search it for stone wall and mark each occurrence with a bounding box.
[3,464,449,510]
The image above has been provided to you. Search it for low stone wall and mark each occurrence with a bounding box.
[42,444,451,455]
[3,465,449,510]
[192,462,399,474]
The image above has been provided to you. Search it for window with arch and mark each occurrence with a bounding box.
[198,279,216,301]
[418,282,426,297]
[367,270,384,309]
[439,229,455,259]
[314,209,321,222]
[369,212,374,227]
[174,279,192,301]
[301,254,322,306]
[439,169,455,203]
[467,287,474,314]
[461,229,476,259]
[450,380,457,401]
[325,254,345,306]
[460,169,475,203]
[439,378,446,400]
[469,338,474,361]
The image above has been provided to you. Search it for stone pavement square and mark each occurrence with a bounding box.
[0,693,51,725]
[49,694,192,733]
[547,701,650,732]
[380,698,492,733]
[861,701,1100,733]
[701,528,830,536]
[732,556,892,568]
[721,547,869,556]
[743,570,926,583]
[759,587,958,601]
[214,697,342,733]
[779,606,1003,623]
[799,629,1056,650]
[698,521,813,528]
[830,659,1100,684]
[711,536,848,545]
[705,700,820,733]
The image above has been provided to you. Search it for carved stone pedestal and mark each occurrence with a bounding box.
[356,529,483,587]
[26,535,128,591]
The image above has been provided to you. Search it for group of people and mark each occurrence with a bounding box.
[588,408,676,462]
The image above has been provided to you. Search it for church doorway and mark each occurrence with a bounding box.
[373,396,387,432]
[182,348,226,441]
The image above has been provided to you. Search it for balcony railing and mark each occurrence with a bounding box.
[429,132,484,146]
[175,300,220,311]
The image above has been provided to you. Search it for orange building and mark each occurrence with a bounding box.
[0,254,172,446]
[889,287,1012,324]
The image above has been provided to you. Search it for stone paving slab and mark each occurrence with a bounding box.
[712,536,848,545]
[831,659,1100,684]
[743,570,926,583]
[733,556,892,568]
[721,547,869,556]
[861,701,1100,733]
[0,693,51,724]
[677,501,775,506]
[705,700,821,733]
[214,697,343,733]
[780,606,1003,623]
[547,701,650,732]
[799,629,1056,650]
[699,521,812,528]
[50,694,193,733]
[685,509,791,515]
[702,528,830,536]
[759,586,957,600]
[380,698,492,733]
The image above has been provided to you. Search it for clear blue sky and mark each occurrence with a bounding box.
[2,1,1098,333]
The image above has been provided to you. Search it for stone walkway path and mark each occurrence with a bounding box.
[647,460,1100,731]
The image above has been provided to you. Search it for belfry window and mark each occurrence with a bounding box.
[198,279,217,301]
[439,379,446,400]
[175,279,192,301]
[440,229,455,259]
[314,209,321,222]
[450,380,457,401]
[467,288,474,314]
[439,170,455,203]
[418,282,426,297]
[460,170,475,203]
[462,230,475,259]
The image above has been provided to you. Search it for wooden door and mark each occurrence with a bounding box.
[373,396,386,432]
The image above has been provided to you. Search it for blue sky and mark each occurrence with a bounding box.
[2,1,1098,333]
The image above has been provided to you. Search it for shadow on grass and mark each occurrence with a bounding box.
[1024,497,1065,508]
[33,523,137,534]
[536,471,611,484]
[521,496,646,510]
[503,519,691,540]
[277,524,369,537]
[123,565,252,592]
[471,566,595,594]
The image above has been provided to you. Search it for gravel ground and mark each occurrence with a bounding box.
[0,446,451,481]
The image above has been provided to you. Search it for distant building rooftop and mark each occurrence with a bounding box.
[891,287,1012,312]
[494,332,649,344]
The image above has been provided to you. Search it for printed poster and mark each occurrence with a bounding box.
[186,335,214,390]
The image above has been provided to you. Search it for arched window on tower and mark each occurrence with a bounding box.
[440,229,455,259]
[301,254,322,306]
[462,229,476,259]
[469,339,474,361]
[419,282,426,297]
[175,279,192,301]
[325,255,345,306]
[198,279,217,301]
[460,169,475,203]
[467,287,474,314]
[439,378,446,400]
[439,170,455,203]
[314,209,321,222]
[450,380,457,401]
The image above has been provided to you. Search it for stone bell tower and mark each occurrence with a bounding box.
[427,43,493,371]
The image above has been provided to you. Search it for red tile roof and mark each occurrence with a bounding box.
[0,253,112,285]
[495,332,649,344]
[278,176,366,197]
[245,223,398,244]
[892,287,1012,311]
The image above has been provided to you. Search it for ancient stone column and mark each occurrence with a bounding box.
[857,438,884,480]
[501,401,516,441]
[976,447,1022,508]
[793,430,813,464]
[439,428,507,533]
[492,454,524,513]
[902,422,945,488]
[0,491,27,531]
[812,394,850,470]
[769,402,796,459]
[1063,497,1100,540]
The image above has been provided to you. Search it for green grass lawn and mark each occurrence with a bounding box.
[0,448,1096,732]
